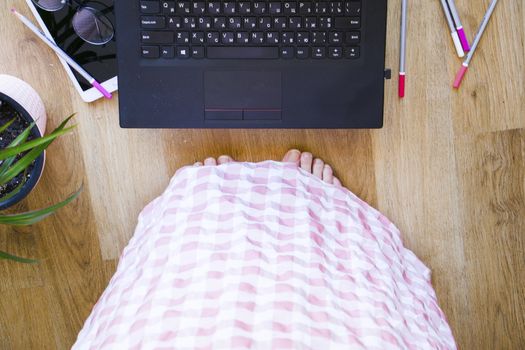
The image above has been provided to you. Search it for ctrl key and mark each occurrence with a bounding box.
[142,46,159,58]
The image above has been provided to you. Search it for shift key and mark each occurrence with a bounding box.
[141,31,174,44]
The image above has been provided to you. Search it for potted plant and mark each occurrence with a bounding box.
[0,75,80,263]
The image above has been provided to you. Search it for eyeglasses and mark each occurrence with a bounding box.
[31,0,114,45]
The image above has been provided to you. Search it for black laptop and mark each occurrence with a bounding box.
[116,1,388,128]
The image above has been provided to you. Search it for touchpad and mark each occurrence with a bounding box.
[204,71,282,120]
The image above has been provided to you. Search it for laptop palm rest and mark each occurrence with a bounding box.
[204,71,282,120]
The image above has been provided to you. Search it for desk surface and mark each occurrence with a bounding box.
[1,1,524,348]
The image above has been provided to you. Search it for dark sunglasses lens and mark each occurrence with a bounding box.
[32,0,66,11]
[72,7,114,45]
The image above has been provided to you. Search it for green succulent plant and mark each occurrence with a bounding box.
[0,115,80,263]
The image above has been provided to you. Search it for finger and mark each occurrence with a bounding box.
[322,164,333,184]
[300,152,313,173]
[312,158,324,178]
[283,149,301,165]
[204,157,217,166]
[218,155,234,164]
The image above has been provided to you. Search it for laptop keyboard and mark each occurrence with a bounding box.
[140,1,362,60]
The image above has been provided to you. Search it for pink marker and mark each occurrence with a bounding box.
[453,0,499,89]
[11,8,112,99]
[446,0,470,52]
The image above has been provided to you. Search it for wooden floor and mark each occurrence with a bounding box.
[1,0,524,348]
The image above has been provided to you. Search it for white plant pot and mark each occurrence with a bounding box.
[0,75,47,209]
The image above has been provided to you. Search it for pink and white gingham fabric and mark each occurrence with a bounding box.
[73,161,456,349]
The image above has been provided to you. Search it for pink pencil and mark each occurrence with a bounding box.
[453,0,499,89]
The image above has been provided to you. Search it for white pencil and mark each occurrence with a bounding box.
[446,0,470,51]
[439,0,464,57]
[11,8,112,99]
[453,0,499,88]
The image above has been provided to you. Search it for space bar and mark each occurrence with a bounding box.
[207,47,279,59]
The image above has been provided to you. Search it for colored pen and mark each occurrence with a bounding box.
[11,8,112,100]
[445,0,470,52]
[439,0,464,57]
[398,0,407,98]
[453,0,499,89]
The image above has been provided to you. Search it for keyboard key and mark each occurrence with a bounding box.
[314,2,328,14]
[269,2,282,14]
[192,2,206,14]
[141,31,174,44]
[299,2,313,14]
[168,17,182,28]
[297,32,310,44]
[183,17,197,29]
[228,17,242,29]
[192,46,205,58]
[175,32,190,44]
[329,47,343,59]
[251,32,265,44]
[208,2,221,14]
[207,32,220,44]
[329,32,343,44]
[161,1,175,14]
[319,17,332,29]
[207,47,279,59]
[281,47,295,59]
[141,46,159,58]
[192,32,205,44]
[335,17,360,29]
[312,47,326,58]
[296,47,310,59]
[330,1,344,15]
[253,2,267,15]
[346,31,360,44]
[221,32,235,44]
[161,46,174,58]
[345,46,360,59]
[140,1,160,14]
[267,32,280,44]
[223,2,236,14]
[198,16,211,29]
[281,32,295,44]
[177,47,190,58]
[243,17,257,29]
[141,16,166,29]
[283,2,298,15]
[274,17,288,29]
[259,17,272,29]
[236,32,250,44]
[305,17,317,29]
[213,17,227,29]
[345,1,362,16]
[238,2,252,14]
[312,32,327,44]
[176,1,191,14]
[288,17,301,29]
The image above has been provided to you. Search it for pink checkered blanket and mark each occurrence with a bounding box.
[73,161,456,349]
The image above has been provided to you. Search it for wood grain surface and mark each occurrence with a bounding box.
[0,0,524,348]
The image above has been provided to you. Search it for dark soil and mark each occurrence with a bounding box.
[0,98,37,199]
